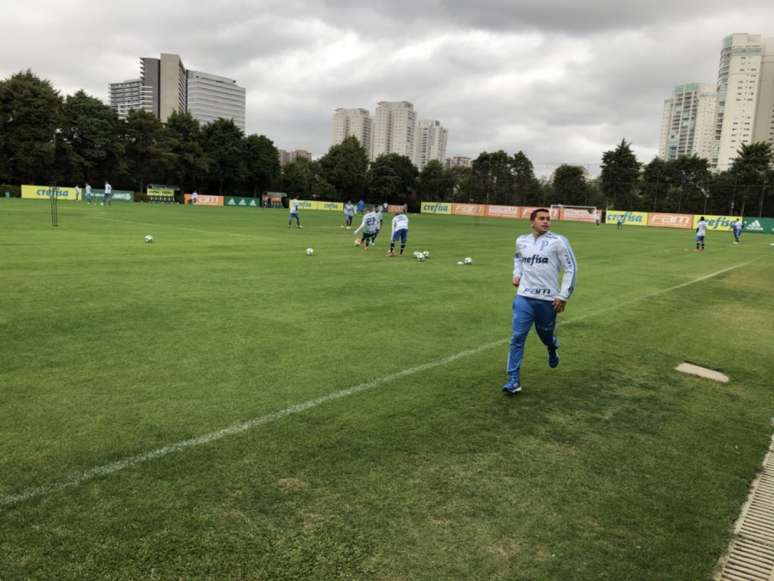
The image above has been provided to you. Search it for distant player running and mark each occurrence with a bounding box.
[343,201,354,229]
[503,208,577,396]
[288,197,302,228]
[695,216,708,251]
[354,207,380,250]
[732,219,743,244]
[387,207,409,256]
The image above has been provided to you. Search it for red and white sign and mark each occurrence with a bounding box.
[560,207,598,223]
[453,203,486,216]
[184,194,223,206]
[485,205,521,219]
[648,212,692,229]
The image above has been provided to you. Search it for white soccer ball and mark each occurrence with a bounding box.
[417,254,426,262]
[463,257,473,265]
[305,248,314,256]
[144,235,154,243]
[422,250,430,258]
[413,251,422,258]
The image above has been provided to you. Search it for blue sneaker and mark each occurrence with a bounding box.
[548,348,559,368]
[502,380,522,395]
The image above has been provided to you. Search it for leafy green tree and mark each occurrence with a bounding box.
[319,136,369,198]
[640,157,672,211]
[417,160,453,201]
[165,111,209,193]
[203,118,245,195]
[472,150,514,204]
[551,165,591,205]
[0,70,62,184]
[124,110,176,192]
[243,134,280,196]
[671,154,711,213]
[511,150,542,204]
[729,142,774,216]
[281,158,315,196]
[448,166,478,202]
[367,153,418,204]
[600,139,641,209]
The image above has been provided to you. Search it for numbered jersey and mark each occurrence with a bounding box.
[360,212,380,234]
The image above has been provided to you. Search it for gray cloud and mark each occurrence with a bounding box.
[2,1,774,173]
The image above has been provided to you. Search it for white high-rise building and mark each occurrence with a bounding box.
[713,33,774,170]
[110,53,247,128]
[658,83,717,161]
[187,70,246,130]
[109,78,153,119]
[331,108,372,152]
[371,101,417,162]
[414,120,448,170]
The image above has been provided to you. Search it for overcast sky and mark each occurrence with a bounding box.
[2,1,774,174]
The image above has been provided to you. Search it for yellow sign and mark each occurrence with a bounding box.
[297,200,319,210]
[605,210,648,226]
[22,185,81,201]
[420,201,452,215]
[317,201,344,211]
[692,214,741,231]
[147,187,175,198]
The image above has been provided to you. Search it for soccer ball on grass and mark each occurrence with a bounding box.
[144,235,154,243]
[463,257,473,265]
[305,248,314,256]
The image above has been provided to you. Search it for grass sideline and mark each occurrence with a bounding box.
[1,199,773,580]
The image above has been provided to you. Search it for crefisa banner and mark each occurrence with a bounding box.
[693,214,741,232]
[22,185,79,201]
[606,210,648,226]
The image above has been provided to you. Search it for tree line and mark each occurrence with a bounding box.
[1,70,773,216]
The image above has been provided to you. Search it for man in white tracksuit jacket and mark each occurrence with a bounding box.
[503,208,577,395]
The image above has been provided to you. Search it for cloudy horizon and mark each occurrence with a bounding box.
[2,1,773,175]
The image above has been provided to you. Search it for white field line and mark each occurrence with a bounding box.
[0,260,753,508]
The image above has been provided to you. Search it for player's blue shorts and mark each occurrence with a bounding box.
[696,234,705,242]
[392,228,408,243]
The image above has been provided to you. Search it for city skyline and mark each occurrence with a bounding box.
[2,1,774,174]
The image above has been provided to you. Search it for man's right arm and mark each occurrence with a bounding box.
[512,240,523,287]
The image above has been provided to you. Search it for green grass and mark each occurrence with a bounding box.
[0,199,772,580]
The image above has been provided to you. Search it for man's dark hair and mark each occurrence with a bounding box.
[530,208,550,221]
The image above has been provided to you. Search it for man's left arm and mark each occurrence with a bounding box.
[554,238,577,312]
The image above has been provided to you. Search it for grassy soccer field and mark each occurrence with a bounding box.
[1,199,772,580]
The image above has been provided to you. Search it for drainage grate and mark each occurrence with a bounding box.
[716,437,774,581]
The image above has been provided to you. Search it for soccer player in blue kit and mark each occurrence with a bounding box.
[503,208,578,395]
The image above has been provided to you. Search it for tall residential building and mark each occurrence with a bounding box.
[110,53,246,128]
[414,120,448,170]
[713,33,774,170]
[658,83,717,161]
[446,156,472,169]
[187,70,246,130]
[371,101,417,162]
[108,78,153,120]
[331,108,372,152]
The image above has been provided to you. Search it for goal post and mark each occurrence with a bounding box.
[550,204,600,223]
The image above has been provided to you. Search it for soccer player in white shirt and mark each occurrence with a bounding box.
[353,207,380,250]
[504,208,577,395]
[387,207,409,256]
[732,219,743,244]
[102,181,113,206]
[343,201,355,229]
[288,197,302,228]
[695,216,708,251]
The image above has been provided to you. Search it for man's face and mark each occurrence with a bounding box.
[531,211,551,234]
